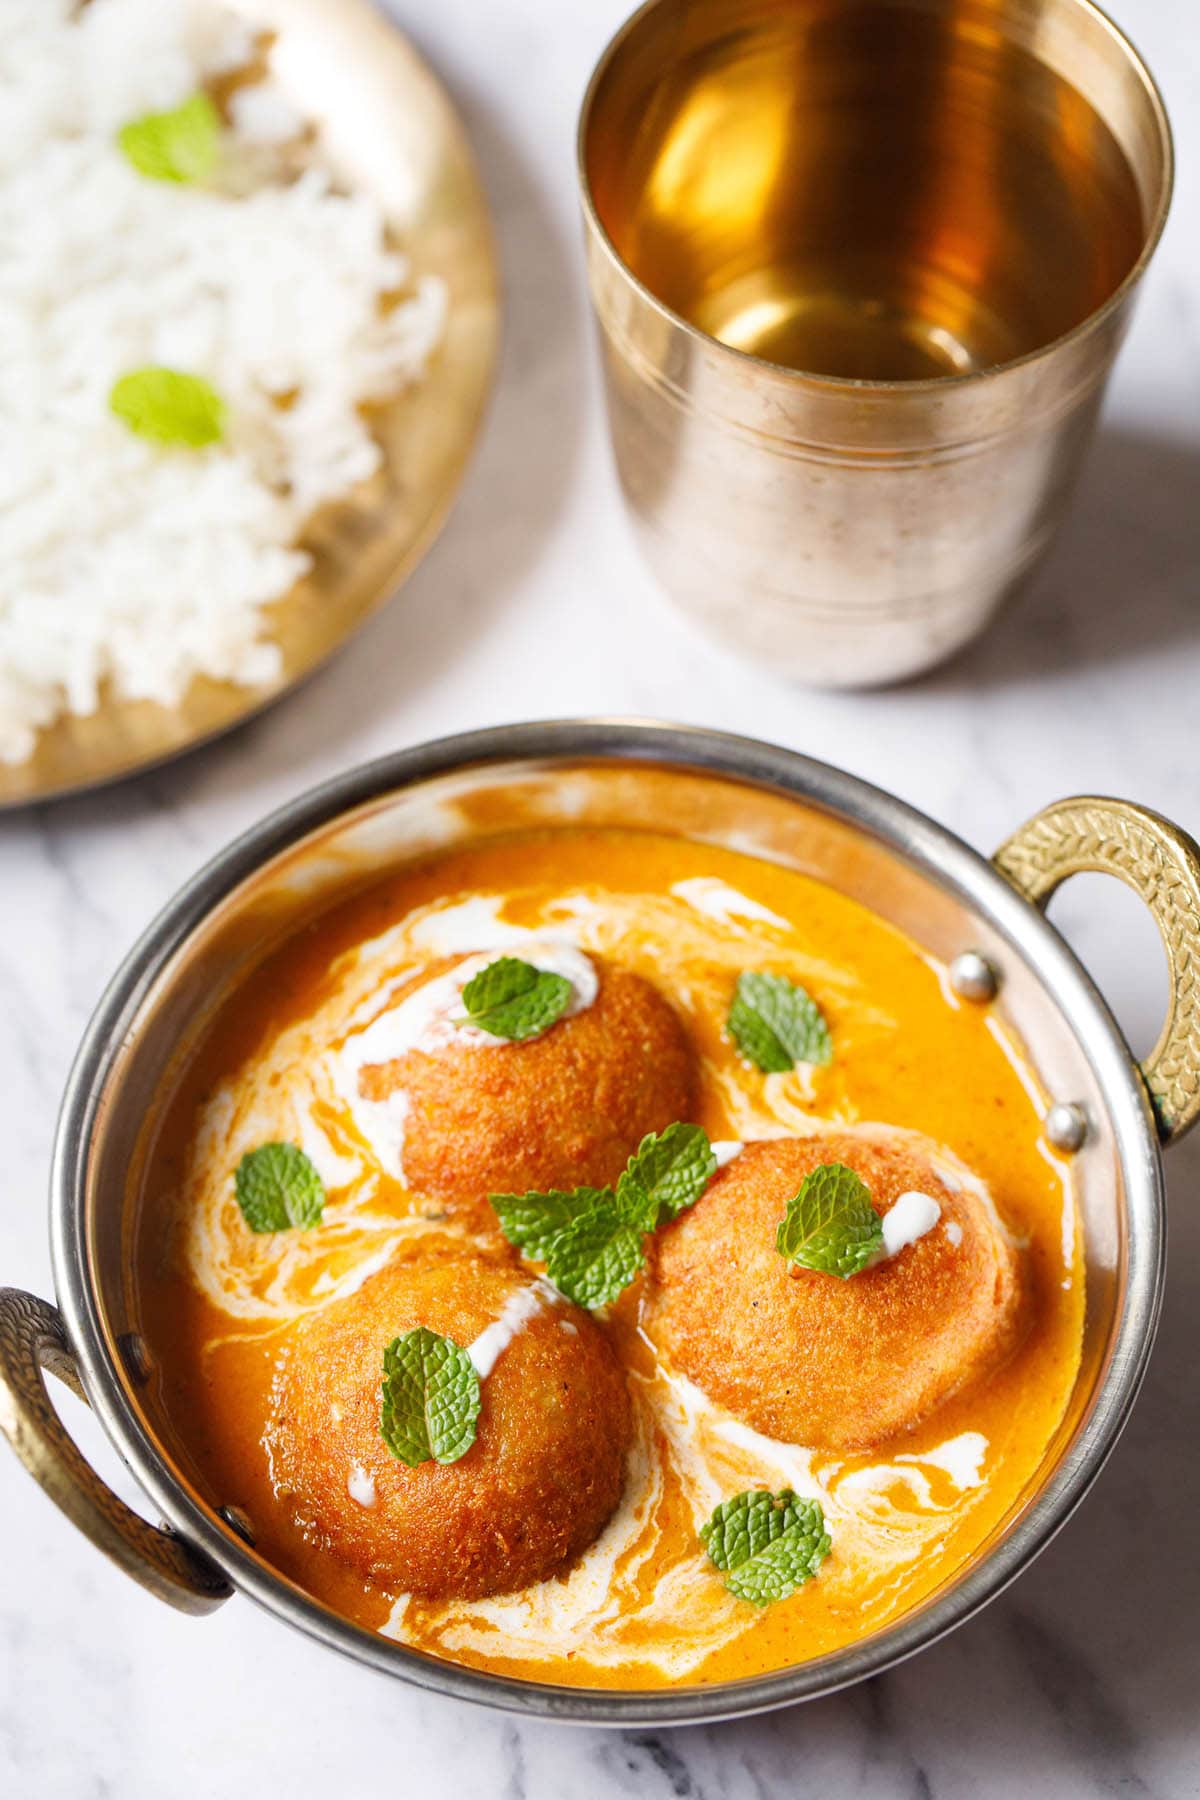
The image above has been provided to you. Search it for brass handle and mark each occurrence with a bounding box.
[994,797,1200,1145]
[0,1288,231,1614]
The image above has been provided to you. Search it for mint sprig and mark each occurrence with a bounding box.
[701,1488,831,1606]
[776,1161,883,1278]
[492,1122,716,1308]
[491,1184,647,1309]
[118,91,220,183]
[617,1121,717,1225]
[110,367,226,448]
[458,955,573,1042]
[727,971,832,1073]
[234,1142,326,1233]
[380,1327,481,1467]
[486,1186,592,1261]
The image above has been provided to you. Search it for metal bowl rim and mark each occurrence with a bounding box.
[48,718,1165,1725]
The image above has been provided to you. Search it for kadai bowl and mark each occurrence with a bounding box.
[2,721,1198,1724]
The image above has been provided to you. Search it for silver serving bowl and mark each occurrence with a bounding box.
[3,720,1198,1724]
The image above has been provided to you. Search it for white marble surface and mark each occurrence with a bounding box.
[2,0,1199,1793]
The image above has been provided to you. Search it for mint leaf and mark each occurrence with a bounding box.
[458,956,572,1042]
[491,1186,646,1308]
[727,971,832,1073]
[110,367,226,448]
[380,1327,480,1467]
[539,1200,647,1309]
[617,1123,716,1226]
[492,1122,716,1308]
[234,1142,325,1233]
[701,1488,831,1606]
[118,91,220,183]
[490,1187,605,1261]
[776,1161,883,1278]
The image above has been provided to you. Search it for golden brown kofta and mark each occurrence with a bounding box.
[266,1245,632,1600]
[645,1133,1027,1451]
[360,956,694,1228]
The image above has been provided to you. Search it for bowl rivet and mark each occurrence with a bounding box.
[1046,1102,1088,1153]
[220,1504,257,1546]
[950,951,998,1002]
[118,1332,152,1385]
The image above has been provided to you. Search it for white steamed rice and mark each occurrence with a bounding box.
[0,0,447,765]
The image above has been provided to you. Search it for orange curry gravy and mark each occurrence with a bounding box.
[130,828,1083,1689]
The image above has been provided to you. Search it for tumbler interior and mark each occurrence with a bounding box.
[582,0,1170,381]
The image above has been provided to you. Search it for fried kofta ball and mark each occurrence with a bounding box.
[266,1246,632,1600]
[359,955,694,1230]
[644,1133,1027,1451]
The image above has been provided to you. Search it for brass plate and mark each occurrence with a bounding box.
[0,0,499,809]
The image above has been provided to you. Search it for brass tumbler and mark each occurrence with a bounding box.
[578,0,1172,684]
